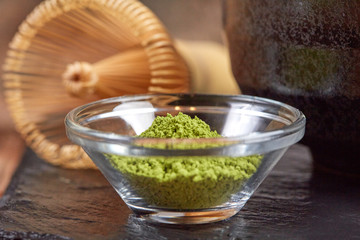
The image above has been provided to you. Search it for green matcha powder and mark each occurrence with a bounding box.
[108,112,262,209]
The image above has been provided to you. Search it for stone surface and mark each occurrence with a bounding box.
[1,144,360,239]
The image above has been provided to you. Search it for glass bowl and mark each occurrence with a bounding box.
[65,94,306,224]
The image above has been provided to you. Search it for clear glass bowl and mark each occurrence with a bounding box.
[65,94,306,224]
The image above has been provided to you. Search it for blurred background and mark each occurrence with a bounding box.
[0,0,225,194]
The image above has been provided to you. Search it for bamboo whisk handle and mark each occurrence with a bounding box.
[62,62,98,98]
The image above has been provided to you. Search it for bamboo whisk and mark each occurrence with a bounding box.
[3,0,190,169]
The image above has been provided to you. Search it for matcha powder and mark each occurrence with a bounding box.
[108,112,262,209]
[138,113,220,138]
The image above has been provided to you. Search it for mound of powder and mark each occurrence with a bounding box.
[108,112,262,209]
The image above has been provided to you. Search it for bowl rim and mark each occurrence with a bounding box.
[65,93,306,155]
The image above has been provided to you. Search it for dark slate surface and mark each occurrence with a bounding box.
[1,144,360,240]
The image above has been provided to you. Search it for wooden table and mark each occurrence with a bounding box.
[1,144,359,239]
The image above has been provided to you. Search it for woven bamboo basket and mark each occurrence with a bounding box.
[2,0,190,169]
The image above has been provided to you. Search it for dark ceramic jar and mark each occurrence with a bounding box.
[223,0,360,175]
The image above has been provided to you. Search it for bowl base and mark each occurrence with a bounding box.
[130,206,241,224]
